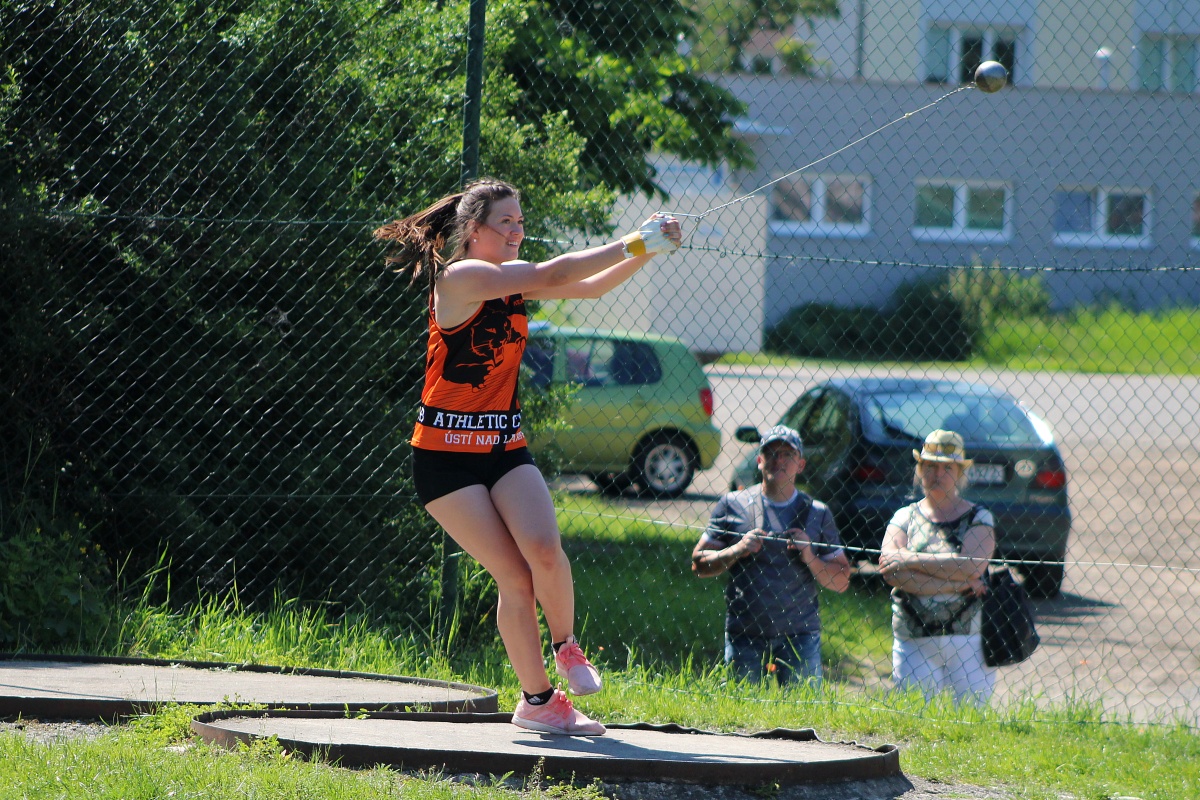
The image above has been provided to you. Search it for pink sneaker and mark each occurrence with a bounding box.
[555,636,602,695]
[512,689,606,736]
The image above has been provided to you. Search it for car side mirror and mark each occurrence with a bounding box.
[735,425,761,444]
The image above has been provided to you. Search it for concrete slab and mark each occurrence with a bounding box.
[0,654,496,719]
[193,710,901,785]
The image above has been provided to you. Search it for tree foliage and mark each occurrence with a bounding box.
[2,0,746,629]
[691,0,838,74]
[505,0,753,196]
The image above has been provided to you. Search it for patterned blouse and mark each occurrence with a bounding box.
[889,503,995,640]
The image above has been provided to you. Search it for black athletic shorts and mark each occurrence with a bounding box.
[412,446,537,505]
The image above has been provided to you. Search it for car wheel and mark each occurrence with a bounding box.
[633,434,696,499]
[1021,562,1064,599]
[592,472,633,496]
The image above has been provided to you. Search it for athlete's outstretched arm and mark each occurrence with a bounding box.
[523,253,655,300]
[440,217,679,302]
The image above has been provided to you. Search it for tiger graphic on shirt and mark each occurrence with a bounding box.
[411,294,529,453]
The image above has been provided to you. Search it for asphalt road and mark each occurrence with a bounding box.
[581,363,1200,724]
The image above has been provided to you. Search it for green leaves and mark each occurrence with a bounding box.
[503,0,750,197]
[1,0,751,627]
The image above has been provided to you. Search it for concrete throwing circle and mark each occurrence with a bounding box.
[193,710,900,785]
[0,654,496,719]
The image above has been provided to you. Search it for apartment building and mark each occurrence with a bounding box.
[717,0,1200,326]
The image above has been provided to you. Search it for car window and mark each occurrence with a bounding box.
[563,338,592,384]
[609,341,662,385]
[565,337,661,387]
[781,389,821,430]
[522,336,556,389]
[861,391,1041,446]
[800,392,848,448]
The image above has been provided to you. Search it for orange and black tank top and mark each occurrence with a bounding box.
[411,294,528,453]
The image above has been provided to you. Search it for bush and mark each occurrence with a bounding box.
[0,460,112,649]
[766,266,1049,362]
[0,0,610,626]
[892,266,1050,360]
[889,277,973,361]
[945,264,1051,323]
[1,0,745,631]
[776,39,823,77]
[764,304,893,359]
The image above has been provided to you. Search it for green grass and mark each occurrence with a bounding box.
[8,493,1192,799]
[557,492,710,669]
[113,593,460,681]
[723,304,1200,375]
[4,595,1195,800]
[556,493,892,683]
[0,726,533,800]
[980,305,1200,374]
[714,351,808,367]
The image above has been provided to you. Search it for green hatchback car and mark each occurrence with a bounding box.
[522,323,721,498]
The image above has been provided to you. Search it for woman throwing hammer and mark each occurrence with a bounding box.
[375,179,680,735]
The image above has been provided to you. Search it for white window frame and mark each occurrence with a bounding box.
[925,24,1022,86]
[769,173,872,239]
[911,179,1013,243]
[1138,34,1200,93]
[1052,186,1152,250]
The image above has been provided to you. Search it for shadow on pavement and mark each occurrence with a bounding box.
[1031,591,1116,626]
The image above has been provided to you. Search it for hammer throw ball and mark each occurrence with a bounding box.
[974,60,1008,93]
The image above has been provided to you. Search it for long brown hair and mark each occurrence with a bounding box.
[373,178,520,295]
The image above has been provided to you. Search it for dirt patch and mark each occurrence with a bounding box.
[601,776,1014,800]
[0,717,112,744]
[450,774,1017,800]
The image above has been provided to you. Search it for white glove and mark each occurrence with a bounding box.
[621,216,678,258]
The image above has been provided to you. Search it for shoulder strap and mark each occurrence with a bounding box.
[790,497,819,561]
[747,485,763,532]
[803,497,821,538]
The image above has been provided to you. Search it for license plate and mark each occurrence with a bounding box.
[970,463,1006,486]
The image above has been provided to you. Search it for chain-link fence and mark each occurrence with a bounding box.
[3,0,1198,725]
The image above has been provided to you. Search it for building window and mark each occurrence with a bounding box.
[770,175,870,238]
[926,25,1019,86]
[1139,35,1198,92]
[1053,187,1151,249]
[912,180,1012,242]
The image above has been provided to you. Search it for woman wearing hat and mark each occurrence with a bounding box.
[879,429,996,706]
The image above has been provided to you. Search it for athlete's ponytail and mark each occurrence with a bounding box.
[374,178,520,294]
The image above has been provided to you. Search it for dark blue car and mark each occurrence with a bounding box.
[730,377,1072,597]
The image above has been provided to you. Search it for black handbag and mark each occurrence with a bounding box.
[982,566,1040,667]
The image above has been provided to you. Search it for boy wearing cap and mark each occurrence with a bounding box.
[691,425,851,684]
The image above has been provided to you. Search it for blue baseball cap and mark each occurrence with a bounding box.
[759,425,803,456]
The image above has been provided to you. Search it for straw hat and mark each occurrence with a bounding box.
[913,429,973,467]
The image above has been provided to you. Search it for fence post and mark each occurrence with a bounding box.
[438,0,487,643]
[460,0,486,186]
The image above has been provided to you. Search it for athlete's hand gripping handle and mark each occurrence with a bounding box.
[621,214,680,259]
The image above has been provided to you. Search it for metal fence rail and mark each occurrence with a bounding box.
[2,0,1198,725]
